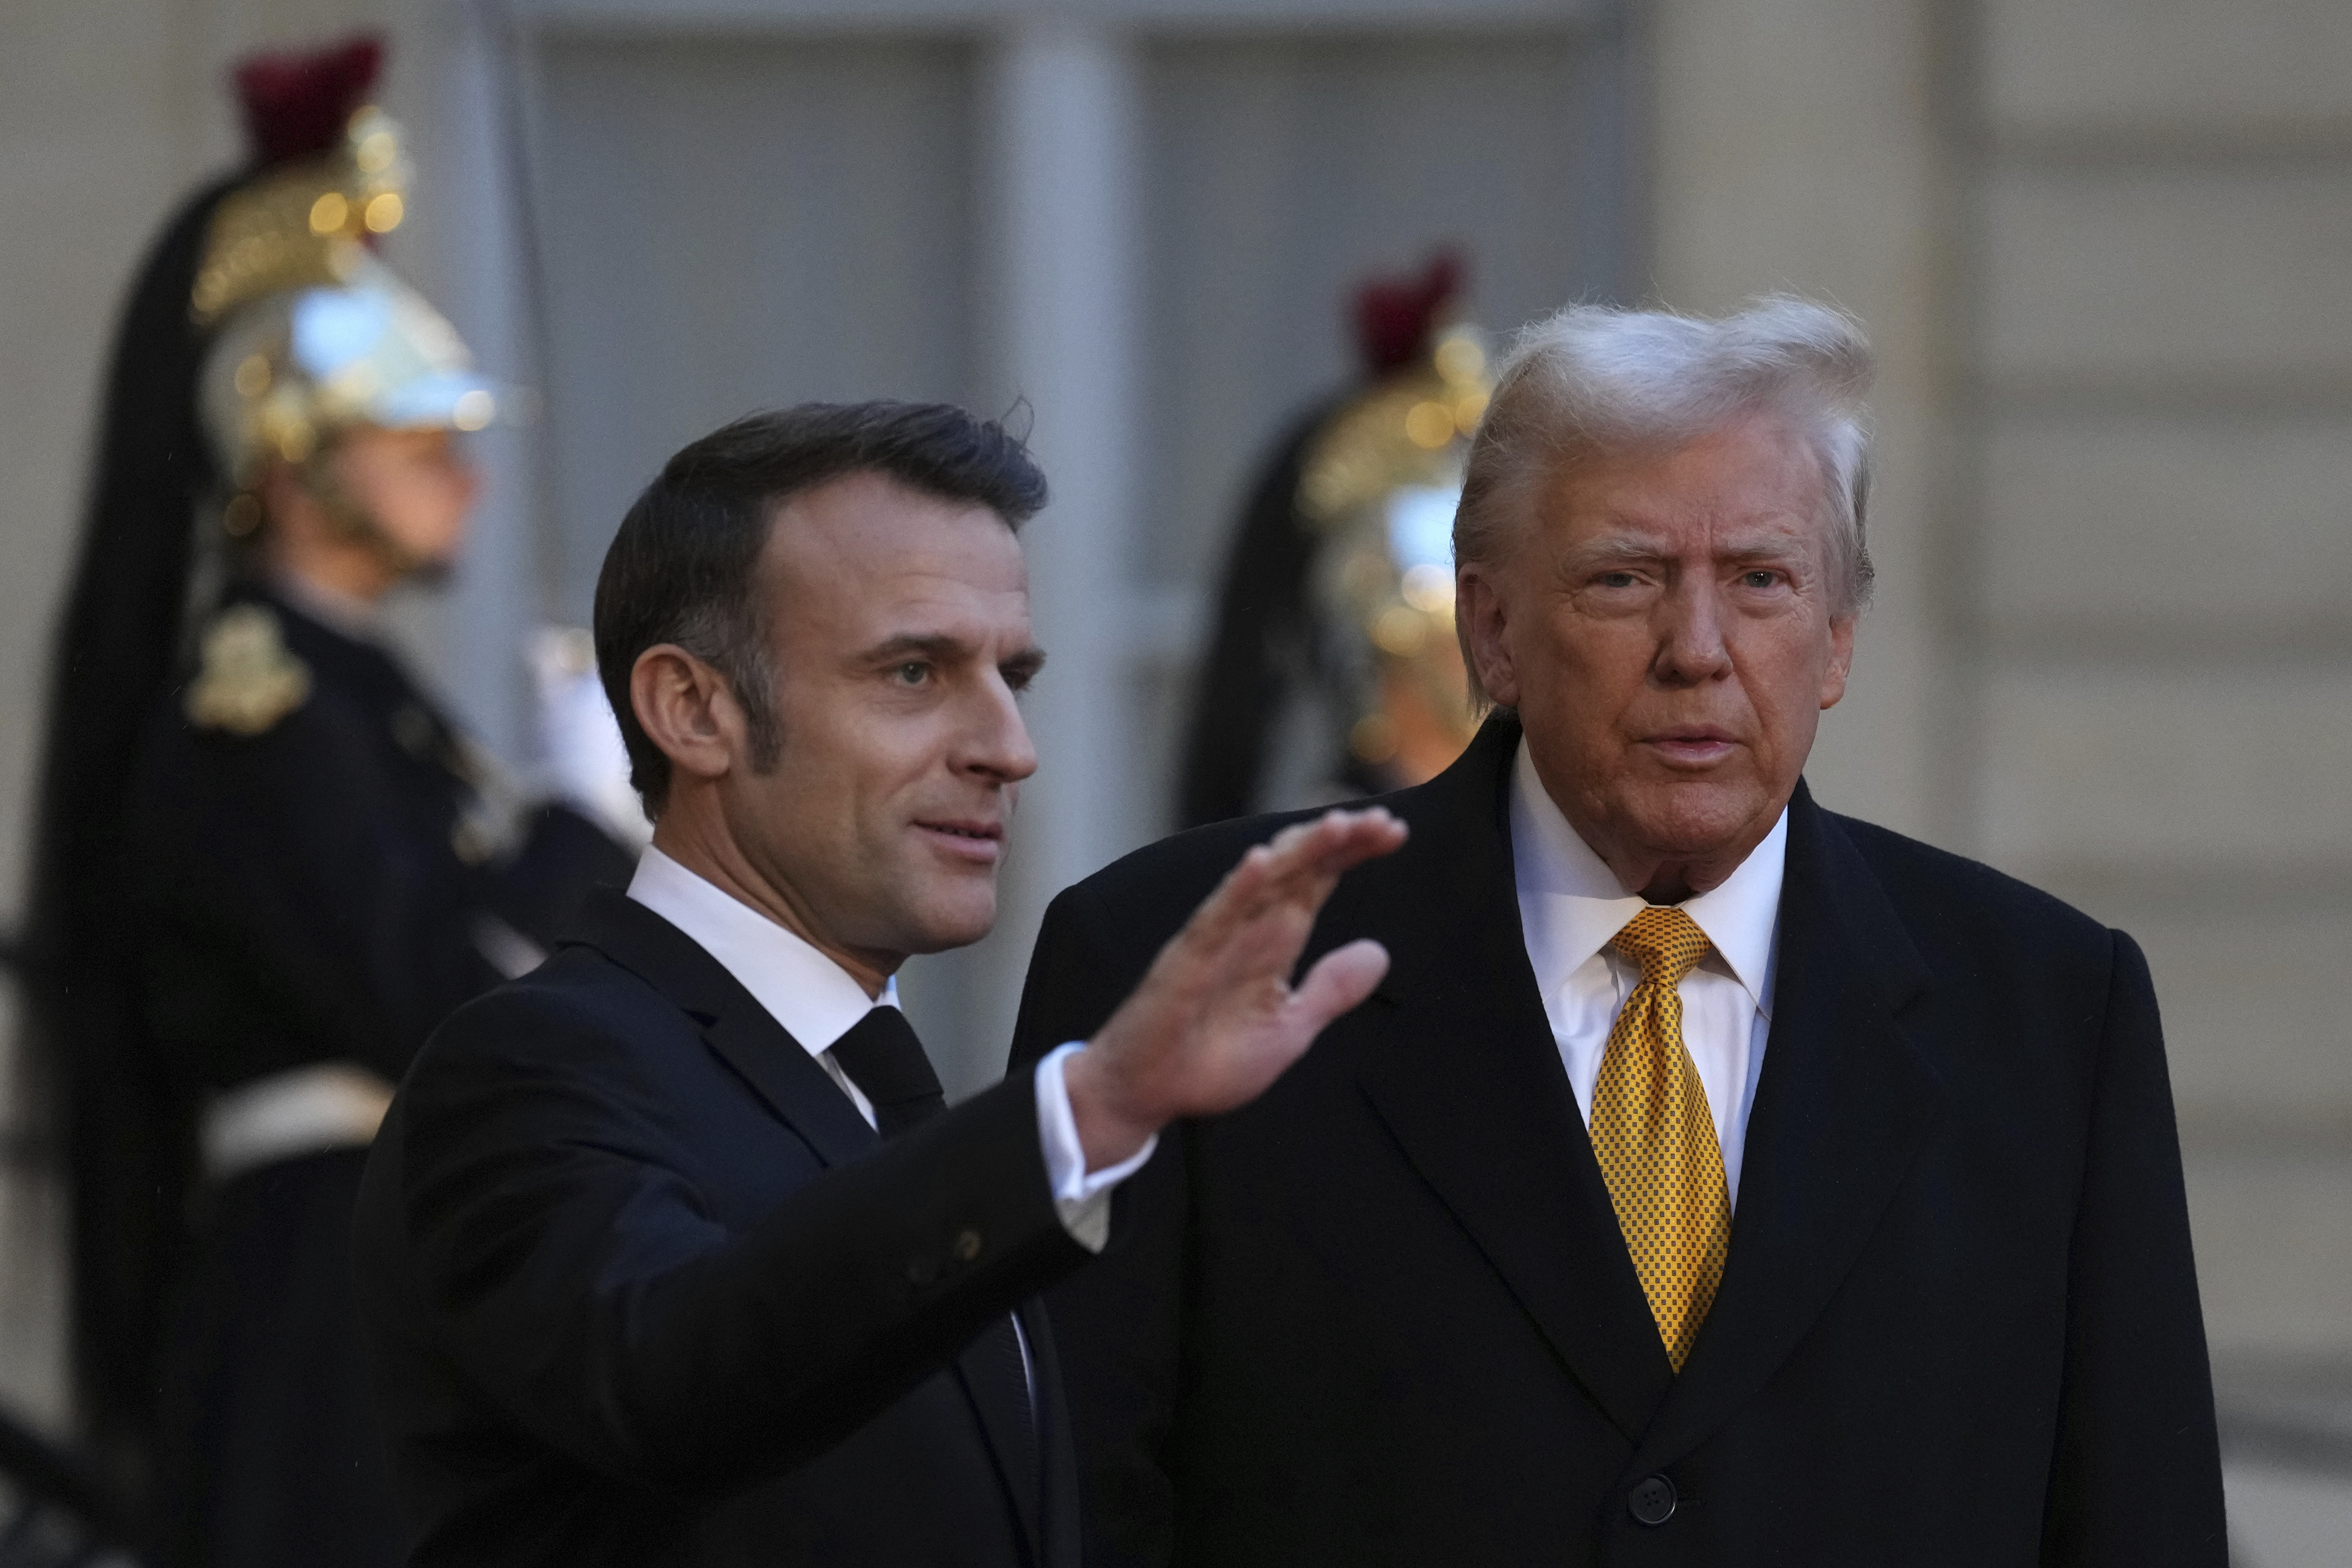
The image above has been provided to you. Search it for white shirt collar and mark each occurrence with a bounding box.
[625,845,899,1060]
[1509,737,1785,1014]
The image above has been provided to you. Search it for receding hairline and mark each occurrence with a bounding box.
[751,464,1028,589]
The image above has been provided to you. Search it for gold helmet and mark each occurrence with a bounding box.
[1297,313,1493,786]
[192,84,496,507]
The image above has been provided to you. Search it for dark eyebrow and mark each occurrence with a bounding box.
[859,633,970,666]
[856,633,1047,679]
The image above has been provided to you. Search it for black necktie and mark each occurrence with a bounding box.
[825,1006,1038,1483]
[825,1006,947,1137]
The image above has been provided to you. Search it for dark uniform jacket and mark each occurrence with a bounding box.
[121,578,631,1568]
[1010,714,2226,1568]
[129,579,632,1098]
[353,890,1092,1567]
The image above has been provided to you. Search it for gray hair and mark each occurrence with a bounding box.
[1453,297,1876,697]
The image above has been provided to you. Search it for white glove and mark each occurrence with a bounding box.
[529,627,651,851]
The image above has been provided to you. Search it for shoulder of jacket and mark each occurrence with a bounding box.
[184,602,313,737]
[1826,808,2111,949]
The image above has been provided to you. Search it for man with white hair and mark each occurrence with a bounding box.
[1011,299,2226,1565]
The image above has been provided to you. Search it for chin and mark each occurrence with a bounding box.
[901,893,998,956]
[1626,779,1769,857]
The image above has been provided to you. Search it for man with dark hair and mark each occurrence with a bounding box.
[353,401,1404,1566]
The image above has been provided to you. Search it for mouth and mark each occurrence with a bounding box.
[1640,727,1740,768]
[913,818,1005,865]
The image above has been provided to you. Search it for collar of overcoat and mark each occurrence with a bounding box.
[560,889,1051,1550]
[1349,716,1943,1462]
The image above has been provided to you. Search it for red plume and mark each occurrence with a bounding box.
[1351,249,1466,378]
[233,34,384,169]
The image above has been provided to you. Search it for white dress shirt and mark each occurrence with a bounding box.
[1509,740,1785,1204]
[627,846,1152,1250]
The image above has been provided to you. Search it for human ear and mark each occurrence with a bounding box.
[630,644,747,786]
[1455,565,1521,709]
[1819,613,1857,710]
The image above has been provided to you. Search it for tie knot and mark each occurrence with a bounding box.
[1611,905,1710,988]
[828,1006,946,1137]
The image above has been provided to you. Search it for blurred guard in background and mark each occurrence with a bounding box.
[20,37,637,1568]
[1179,252,1494,826]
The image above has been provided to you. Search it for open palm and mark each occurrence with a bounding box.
[1066,808,1406,1166]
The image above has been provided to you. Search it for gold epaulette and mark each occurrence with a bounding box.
[186,605,312,736]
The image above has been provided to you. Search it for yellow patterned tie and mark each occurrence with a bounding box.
[1589,905,1731,1372]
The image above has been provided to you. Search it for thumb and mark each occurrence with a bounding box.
[1287,939,1391,1034]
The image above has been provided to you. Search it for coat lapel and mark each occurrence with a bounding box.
[1352,720,1677,1444]
[566,888,1048,1560]
[560,888,879,1167]
[1630,786,1942,1470]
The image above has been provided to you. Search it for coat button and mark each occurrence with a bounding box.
[1627,1474,1677,1526]
[953,1228,983,1262]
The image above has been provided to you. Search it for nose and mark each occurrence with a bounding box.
[959,671,1039,786]
[1652,575,1732,686]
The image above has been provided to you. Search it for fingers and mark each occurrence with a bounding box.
[1288,939,1391,1031]
[1236,809,1409,913]
[1164,808,1410,996]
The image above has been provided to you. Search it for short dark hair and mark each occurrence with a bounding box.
[593,401,1049,815]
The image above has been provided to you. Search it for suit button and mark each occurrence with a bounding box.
[953,1228,983,1262]
[1627,1474,1676,1526]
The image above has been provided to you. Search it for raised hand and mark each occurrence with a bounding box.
[1062,807,1408,1170]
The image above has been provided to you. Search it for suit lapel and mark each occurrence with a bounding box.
[566,890,1054,1557]
[1631,787,1942,1470]
[560,888,877,1167]
[1353,720,1676,1444]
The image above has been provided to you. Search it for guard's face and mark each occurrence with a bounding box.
[1460,413,1853,894]
[332,426,477,569]
[731,472,1041,968]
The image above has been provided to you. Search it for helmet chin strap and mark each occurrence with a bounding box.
[294,452,440,584]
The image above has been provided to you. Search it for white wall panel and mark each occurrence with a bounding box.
[1980,667,2352,871]
[531,37,977,617]
[1982,413,2352,634]
[2187,1151,2352,1360]
[2112,904,2352,1129]
[1985,0,2352,134]
[1983,165,2352,385]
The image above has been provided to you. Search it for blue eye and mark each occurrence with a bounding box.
[893,663,928,685]
[1743,571,1779,589]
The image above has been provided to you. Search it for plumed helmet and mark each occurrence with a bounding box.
[199,252,496,485]
[190,70,496,487]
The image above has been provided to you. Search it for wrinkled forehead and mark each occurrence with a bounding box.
[1533,412,1836,546]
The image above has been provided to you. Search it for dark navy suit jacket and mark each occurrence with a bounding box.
[355,891,1091,1566]
[1011,715,2226,1568]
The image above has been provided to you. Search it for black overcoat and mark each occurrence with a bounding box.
[354,890,1093,1567]
[1011,715,2226,1567]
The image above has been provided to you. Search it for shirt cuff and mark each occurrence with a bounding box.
[1033,1042,1158,1253]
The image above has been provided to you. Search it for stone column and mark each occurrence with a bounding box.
[912,14,1143,1092]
